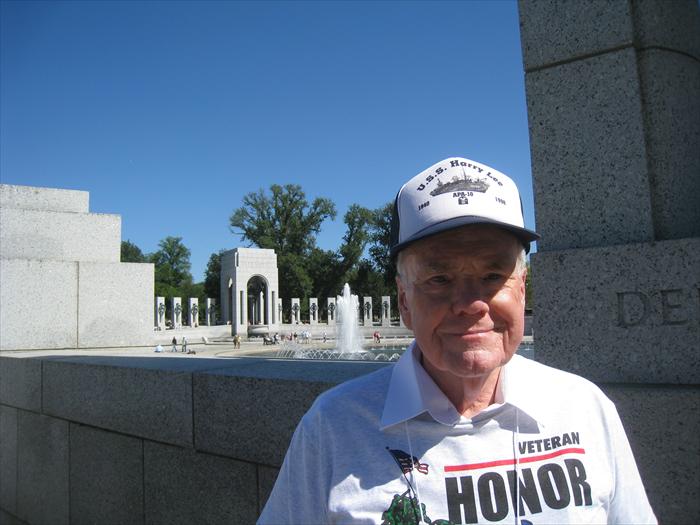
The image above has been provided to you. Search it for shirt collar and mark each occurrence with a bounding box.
[380,342,546,430]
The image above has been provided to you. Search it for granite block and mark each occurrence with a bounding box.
[257,465,280,515]
[78,262,154,348]
[0,358,41,411]
[600,384,699,525]
[16,411,68,525]
[0,208,120,263]
[42,358,194,446]
[0,406,17,515]
[531,238,700,383]
[0,259,78,351]
[638,49,700,240]
[525,48,654,250]
[70,424,144,525]
[193,359,387,466]
[143,441,257,525]
[0,184,88,214]
[0,508,27,525]
[518,0,633,71]
[632,0,700,60]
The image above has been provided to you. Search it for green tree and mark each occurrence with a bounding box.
[150,236,193,298]
[121,240,146,263]
[203,250,224,303]
[337,204,373,277]
[230,184,336,254]
[367,202,395,286]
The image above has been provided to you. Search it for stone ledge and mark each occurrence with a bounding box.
[0,358,41,411]
[193,359,386,466]
[41,357,202,447]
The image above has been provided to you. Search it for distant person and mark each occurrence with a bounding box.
[154,344,163,353]
[259,157,656,524]
[182,336,187,353]
[171,336,177,353]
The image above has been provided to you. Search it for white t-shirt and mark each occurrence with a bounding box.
[259,344,656,524]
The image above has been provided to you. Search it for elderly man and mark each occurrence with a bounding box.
[259,157,656,524]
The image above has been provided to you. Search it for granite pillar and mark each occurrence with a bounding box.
[171,297,182,329]
[362,297,373,327]
[155,296,165,331]
[326,298,336,325]
[381,296,391,327]
[519,1,700,522]
[291,298,300,325]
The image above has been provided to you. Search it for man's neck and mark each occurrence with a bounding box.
[421,354,503,418]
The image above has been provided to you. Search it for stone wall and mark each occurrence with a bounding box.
[0,354,387,524]
[0,184,154,351]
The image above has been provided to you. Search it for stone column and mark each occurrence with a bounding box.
[172,297,182,329]
[309,298,318,325]
[205,298,214,326]
[155,296,165,330]
[291,298,300,324]
[326,298,336,325]
[381,296,391,327]
[519,1,699,522]
[188,298,198,327]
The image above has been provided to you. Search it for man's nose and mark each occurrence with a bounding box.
[450,279,489,316]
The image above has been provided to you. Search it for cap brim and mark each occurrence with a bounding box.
[390,216,540,258]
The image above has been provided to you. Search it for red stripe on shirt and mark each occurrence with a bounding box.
[444,447,586,472]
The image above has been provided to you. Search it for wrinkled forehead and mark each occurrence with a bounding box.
[398,225,522,270]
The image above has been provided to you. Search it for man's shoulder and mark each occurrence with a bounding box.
[509,354,613,405]
[306,363,394,420]
[318,363,393,402]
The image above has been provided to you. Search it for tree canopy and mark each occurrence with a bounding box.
[150,236,193,296]
[121,240,146,263]
[230,184,336,254]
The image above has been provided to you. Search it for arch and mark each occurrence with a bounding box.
[219,248,279,337]
[246,274,269,325]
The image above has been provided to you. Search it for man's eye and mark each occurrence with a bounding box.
[427,275,450,285]
[484,273,504,282]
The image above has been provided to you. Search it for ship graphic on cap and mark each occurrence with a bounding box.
[429,171,490,197]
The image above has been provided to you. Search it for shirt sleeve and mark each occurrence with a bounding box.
[604,401,657,525]
[258,404,330,524]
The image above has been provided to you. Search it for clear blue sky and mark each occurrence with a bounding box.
[1,0,535,282]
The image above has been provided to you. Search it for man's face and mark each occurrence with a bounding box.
[396,225,526,385]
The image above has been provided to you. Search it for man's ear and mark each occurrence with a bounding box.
[396,275,413,329]
[519,267,528,305]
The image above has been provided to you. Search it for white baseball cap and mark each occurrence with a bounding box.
[390,157,539,258]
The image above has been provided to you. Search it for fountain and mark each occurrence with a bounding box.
[275,283,403,361]
[335,283,363,354]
